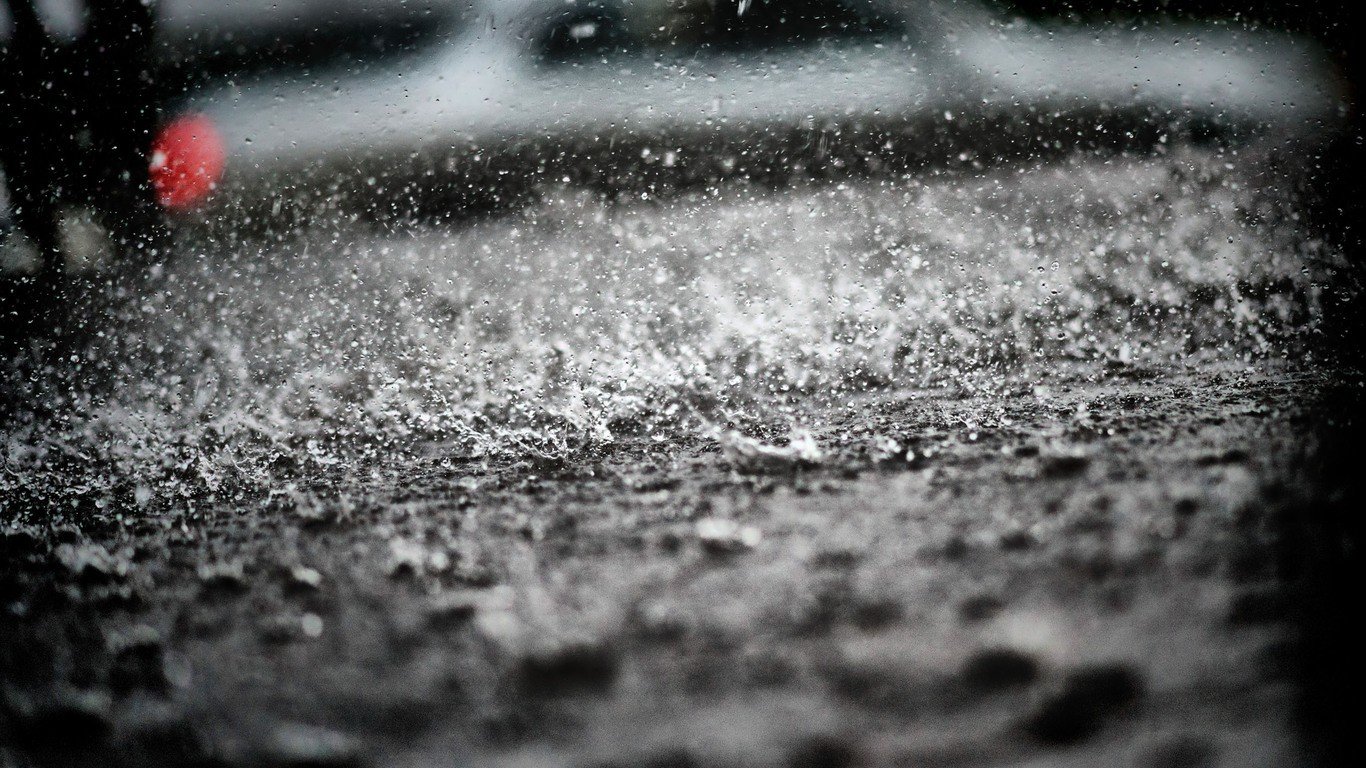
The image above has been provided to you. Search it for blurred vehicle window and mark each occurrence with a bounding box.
[539,0,901,66]
[540,1,637,63]
[157,0,467,84]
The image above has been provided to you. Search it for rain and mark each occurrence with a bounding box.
[2,1,1362,766]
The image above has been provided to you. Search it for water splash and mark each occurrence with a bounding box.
[0,148,1343,519]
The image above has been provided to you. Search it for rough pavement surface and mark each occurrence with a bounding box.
[1,145,1360,766]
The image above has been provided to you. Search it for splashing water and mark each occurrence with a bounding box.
[0,148,1344,518]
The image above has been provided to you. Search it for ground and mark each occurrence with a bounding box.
[0,145,1359,766]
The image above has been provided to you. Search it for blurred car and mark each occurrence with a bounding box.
[173,0,1348,223]
[2,0,457,268]
[3,0,1351,252]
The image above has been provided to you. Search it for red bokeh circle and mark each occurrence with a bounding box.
[149,114,226,211]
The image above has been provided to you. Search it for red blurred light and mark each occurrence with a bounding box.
[149,114,226,211]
